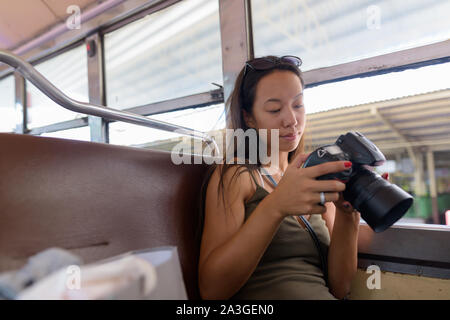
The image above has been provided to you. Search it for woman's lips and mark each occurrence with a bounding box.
[281,133,298,141]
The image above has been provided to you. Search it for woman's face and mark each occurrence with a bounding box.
[244,70,305,153]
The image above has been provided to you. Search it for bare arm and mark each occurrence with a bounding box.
[326,201,360,299]
[198,166,284,299]
[326,173,390,299]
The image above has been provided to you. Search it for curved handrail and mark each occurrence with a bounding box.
[0,49,219,155]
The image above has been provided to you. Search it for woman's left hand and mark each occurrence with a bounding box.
[334,172,389,215]
[334,193,360,216]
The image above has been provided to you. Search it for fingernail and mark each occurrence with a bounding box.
[343,203,351,209]
[344,161,352,168]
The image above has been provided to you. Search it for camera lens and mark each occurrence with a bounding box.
[343,168,413,232]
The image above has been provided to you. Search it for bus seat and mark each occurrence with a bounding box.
[0,133,208,299]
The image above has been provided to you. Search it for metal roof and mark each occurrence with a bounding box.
[305,89,450,154]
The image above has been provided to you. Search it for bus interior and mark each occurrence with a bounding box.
[0,0,449,300]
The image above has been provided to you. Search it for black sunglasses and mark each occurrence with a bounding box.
[243,55,302,79]
[240,56,302,101]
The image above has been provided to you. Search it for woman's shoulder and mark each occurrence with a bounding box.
[208,163,259,202]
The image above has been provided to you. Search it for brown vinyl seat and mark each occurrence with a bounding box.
[0,133,210,299]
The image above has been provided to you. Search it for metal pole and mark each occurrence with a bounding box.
[219,0,253,127]
[14,73,27,134]
[0,49,219,155]
[426,150,440,224]
[86,33,108,143]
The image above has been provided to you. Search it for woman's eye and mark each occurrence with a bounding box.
[294,105,304,109]
[269,109,280,113]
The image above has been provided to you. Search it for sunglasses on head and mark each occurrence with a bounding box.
[243,55,302,79]
[240,56,302,101]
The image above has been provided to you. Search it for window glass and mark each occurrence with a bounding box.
[26,45,89,128]
[304,63,450,228]
[251,0,450,71]
[303,62,450,114]
[304,63,450,226]
[109,103,225,150]
[397,150,450,226]
[0,75,16,132]
[104,0,223,109]
[40,126,91,142]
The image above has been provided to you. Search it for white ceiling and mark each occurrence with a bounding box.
[0,0,100,50]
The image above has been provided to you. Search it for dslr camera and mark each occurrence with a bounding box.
[303,131,413,232]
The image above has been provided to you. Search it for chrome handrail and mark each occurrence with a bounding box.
[0,49,219,155]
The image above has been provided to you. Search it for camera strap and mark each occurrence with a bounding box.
[259,168,329,288]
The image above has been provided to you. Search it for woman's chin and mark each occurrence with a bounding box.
[265,134,302,153]
[279,139,300,152]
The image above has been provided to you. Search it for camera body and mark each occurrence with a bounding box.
[302,131,386,182]
[303,131,413,232]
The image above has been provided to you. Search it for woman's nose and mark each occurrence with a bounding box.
[282,107,298,127]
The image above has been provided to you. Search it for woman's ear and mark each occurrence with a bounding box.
[242,110,256,128]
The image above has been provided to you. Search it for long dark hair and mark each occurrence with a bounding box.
[196,56,305,240]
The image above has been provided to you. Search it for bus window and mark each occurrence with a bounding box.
[0,75,15,132]
[109,103,225,151]
[303,62,450,226]
[251,0,450,71]
[41,126,91,142]
[249,0,450,226]
[26,45,89,129]
[104,0,222,110]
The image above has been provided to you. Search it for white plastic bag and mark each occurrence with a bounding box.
[18,255,157,300]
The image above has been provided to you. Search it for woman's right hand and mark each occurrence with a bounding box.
[267,152,351,218]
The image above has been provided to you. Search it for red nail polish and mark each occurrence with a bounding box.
[344,161,352,168]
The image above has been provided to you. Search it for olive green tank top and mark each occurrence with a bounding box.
[231,169,336,300]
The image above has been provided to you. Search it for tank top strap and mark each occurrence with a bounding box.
[259,167,278,187]
[245,167,265,189]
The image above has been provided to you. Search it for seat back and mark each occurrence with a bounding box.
[0,133,209,299]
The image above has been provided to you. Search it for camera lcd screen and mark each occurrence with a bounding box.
[324,145,342,155]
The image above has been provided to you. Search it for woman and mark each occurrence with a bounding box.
[198,56,365,300]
